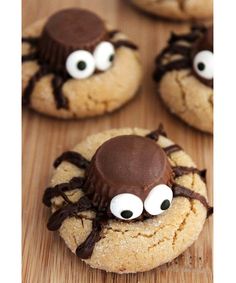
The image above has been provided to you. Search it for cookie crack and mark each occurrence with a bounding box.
[77,93,118,116]
[102,223,175,239]
[51,188,83,209]
[148,237,170,251]
[208,93,213,108]
[172,200,195,249]
[175,72,189,115]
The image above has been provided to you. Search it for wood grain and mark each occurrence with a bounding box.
[22,0,213,282]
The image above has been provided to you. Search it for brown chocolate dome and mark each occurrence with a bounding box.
[84,135,173,209]
[38,8,108,72]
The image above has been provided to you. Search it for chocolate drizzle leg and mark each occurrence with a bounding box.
[76,216,104,259]
[51,75,69,109]
[47,196,92,231]
[22,34,69,110]
[163,144,182,155]
[22,37,39,62]
[22,52,38,62]
[108,30,119,38]
[172,183,213,217]
[199,169,207,183]
[113,40,138,50]
[53,151,90,169]
[155,45,191,63]
[22,36,39,46]
[22,66,50,106]
[146,124,167,141]
[43,176,85,207]
[168,32,200,44]
[153,26,212,86]
[172,166,207,182]
[153,29,197,82]
[153,58,191,82]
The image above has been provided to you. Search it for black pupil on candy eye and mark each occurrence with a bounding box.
[121,210,133,219]
[109,54,114,62]
[197,62,205,71]
[161,199,170,210]
[77,61,86,71]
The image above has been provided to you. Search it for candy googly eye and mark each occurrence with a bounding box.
[110,193,143,220]
[193,50,213,80]
[144,184,173,216]
[93,41,115,71]
[66,50,95,79]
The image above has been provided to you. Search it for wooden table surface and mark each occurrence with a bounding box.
[22,0,213,282]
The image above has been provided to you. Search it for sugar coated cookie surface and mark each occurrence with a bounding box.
[43,126,212,273]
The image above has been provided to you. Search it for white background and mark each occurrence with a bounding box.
[214,0,236,282]
[0,0,236,282]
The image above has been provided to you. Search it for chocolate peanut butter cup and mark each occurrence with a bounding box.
[38,8,108,71]
[84,135,173,209]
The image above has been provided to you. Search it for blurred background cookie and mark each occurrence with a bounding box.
[130,0,213,22]
[43,126,212,273]
[22,8,142,119]
[153,26,213,133]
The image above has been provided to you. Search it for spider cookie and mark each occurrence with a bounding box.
[43,125,212,273]
[154,26,213,133]
[130,0,213,22]
[22,8,142,118]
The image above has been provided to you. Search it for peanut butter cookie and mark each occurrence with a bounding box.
[43,126,212,273]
